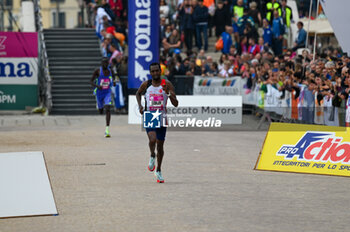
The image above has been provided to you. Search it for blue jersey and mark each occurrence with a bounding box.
[263,26,272,46]
[221,31,232,54]
[94,67,113,96]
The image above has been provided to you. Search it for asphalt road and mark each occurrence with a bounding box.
[0,115,349,232]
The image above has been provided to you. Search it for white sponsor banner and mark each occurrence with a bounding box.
[0,151,57,218]
[128,95,242,124]
[0,58,38,85]
[193,76,242,95]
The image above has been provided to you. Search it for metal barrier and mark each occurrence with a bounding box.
[34,0,52,112]
[172,75,194,95]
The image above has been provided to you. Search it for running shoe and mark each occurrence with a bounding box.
[148,156,155,172]
[104,130,110,138]
[155,171,164,183]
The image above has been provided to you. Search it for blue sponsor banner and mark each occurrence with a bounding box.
[128,0,159,89]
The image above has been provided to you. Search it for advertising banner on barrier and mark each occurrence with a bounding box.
[127,0,159,89]
[255,123,350,177]
[193,76,242,95]
[0,32,38,110]
[0,58,38,84]
[0,32,38,57]
[128,95,242,130]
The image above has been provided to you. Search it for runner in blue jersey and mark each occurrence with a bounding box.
[90,57,116,137]
[136,63,179,183]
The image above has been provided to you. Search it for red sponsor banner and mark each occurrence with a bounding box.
[0,32,38,58]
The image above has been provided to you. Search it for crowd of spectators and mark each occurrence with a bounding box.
[86,0,350,126]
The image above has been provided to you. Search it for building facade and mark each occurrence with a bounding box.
[0,0,82,31]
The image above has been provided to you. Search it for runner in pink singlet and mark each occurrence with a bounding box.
[136,63,179,183]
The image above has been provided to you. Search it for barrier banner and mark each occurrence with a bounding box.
[0,32,38,57]
[193,76,242,95]
[255,123,350,177]
[127,0,159,89]
[0,32,38,110]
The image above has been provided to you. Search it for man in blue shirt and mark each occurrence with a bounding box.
[263,18,272,47]
[221,26,233,54]
[292,21,307,51]
[271,10,284,56]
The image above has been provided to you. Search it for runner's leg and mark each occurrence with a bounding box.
[105,105,111,126]
[147,131,156,157]
[156,140,164,172]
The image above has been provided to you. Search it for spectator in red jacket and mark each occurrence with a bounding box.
[248,37,260,56]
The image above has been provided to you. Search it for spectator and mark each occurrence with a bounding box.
[109,43,122,64]
[240,61,250,78]
[237,8,255,37]
[248,1,262,28]
[271,10,284,56]
[193,0,209,51]
[162,28,182,57]
[118,56,128,76]
[206,55,214,67]
[109,0,123,19]
[213,1,231,39]
[243,20,259,44]
[200,58,211,76]
[218,53,229,70]
[198,49,206,61]
[164,24,172,40]
[258,37,266,53]
[95,6,111,39]
[292,21,307,51]
[101,0,116,21]
[208,62,219,76]
[233,0,244,23]
[103,22,122,49]
[302,79,316,124]
[265,0,281,24]
[221,26,233,55]
[187,60,202,76]
[84,0,95,27]
[263,18,272,47]
[232,0,244,43]
[179,0,195,52]
[248,37,260,56]
[280,0,293,48]
[218,60,234,78]
[178,58,191,75]
[239,36,248,55]
[160,0,170,23]
[160,17,167,41]
[229,45,237,57]
[203,0,215,37]
[101,33,115,57]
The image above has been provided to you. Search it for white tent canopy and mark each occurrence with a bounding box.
[300,18,334,36]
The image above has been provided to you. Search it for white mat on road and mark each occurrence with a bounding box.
[0,151,57,218]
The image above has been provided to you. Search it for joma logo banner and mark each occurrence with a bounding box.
[127,0,159,88]
[0,58,38,85]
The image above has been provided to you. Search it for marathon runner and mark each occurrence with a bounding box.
[136,62,179,183]
[90,57,116,137]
